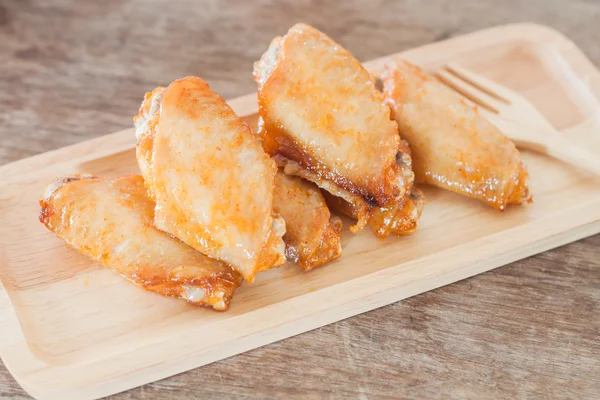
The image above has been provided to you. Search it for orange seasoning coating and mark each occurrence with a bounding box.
[381,59,531,210]
[253,24,407,231]
[273,171,342,270]
[39,175,242,311]
[134,77,286,282]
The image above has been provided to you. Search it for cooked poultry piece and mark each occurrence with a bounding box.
[367,139,423,237]
[368,187,424,238]
[253,23,411,232]
[274,171,342,270]
[313,136,423,238]
[324,186,424,239]
[39,175,242,311]
[381,59,531,210]
[134,77,286,282]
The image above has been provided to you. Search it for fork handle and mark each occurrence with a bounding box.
[540,134,600,177]
[494,116,600,177]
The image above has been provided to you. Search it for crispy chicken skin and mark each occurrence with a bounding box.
[39,175,242,311]
[324,186,424,238]
[134,77,286,282]
[368,187,424,238]
[381,59,531,210]
[253,23,407,231]
[321,138,424,237]
[274,171,342,270]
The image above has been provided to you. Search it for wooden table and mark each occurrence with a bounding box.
[1,0,599,398]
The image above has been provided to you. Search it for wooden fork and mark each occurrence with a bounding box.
[435,64,600,177]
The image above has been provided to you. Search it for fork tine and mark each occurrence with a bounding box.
[435,68,500,113]
[452,92,500,121]
[445,63,512,104]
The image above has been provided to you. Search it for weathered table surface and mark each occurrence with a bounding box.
[1,0,599,399]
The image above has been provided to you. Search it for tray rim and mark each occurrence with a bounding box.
[1,22,600,400]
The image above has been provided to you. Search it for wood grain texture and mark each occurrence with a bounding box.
[1,1,599,399]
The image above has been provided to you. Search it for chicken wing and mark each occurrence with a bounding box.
[310,132,423,238]
[381,59,531,210]
[324,186,424,238]
[274,171,342,270]
[39,175,242,311]
[368,187,424,238]
[134,77,286,282]
[253,23,409,231]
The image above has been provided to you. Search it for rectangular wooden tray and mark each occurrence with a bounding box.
[1,23,600,400]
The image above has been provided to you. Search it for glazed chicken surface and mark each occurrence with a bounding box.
[253,23,416,232]
[39,174,242,310]
[134,76,286,282]
[37,24,537,314]
[381,59,531,210]
[273,171,342,270]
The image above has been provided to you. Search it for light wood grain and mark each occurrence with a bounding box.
[438,63,600,176]
[1,1,600,399]
[1,23,600,400]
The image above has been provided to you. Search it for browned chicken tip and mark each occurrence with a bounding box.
[381,59,531,210]
[253,23,415,233]
[274,171,342,270]
[39,174,243,311]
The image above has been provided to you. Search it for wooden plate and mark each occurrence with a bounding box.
[1,23,600,400]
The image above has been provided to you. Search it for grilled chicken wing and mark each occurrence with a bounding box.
[135,77,286,282]
[254,23,410,232]
[274,171,342,270]
[285,120,424,238]
[381,60,531,210]
[367,140,423,237]
[39,175,242,311]
[324,186,424,238]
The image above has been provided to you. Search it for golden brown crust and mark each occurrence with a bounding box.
[259,117,402,206]
[134,77,286,282]
[507,163,533,206]
[40,174,242,311]
[368,187,425,238]
[297,215,342,270]
[254,23,405,211]
[275,155,371,233]
[324,186,424,239]
[381,59,531,210]
[39,174,96,227]
[273,171,342,270]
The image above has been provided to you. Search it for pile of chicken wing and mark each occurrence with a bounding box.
[39,24,531,311]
